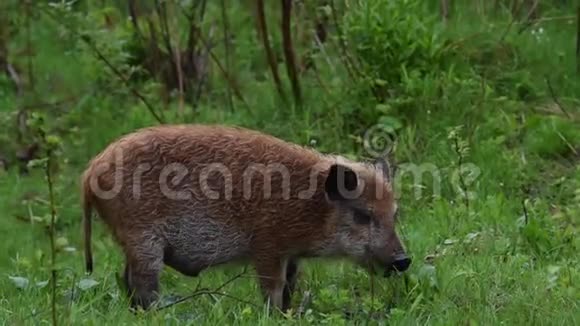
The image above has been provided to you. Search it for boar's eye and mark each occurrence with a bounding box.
[353,210,372,225]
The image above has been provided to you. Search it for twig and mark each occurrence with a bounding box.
[453,137,470,212]
[545,75,572,119]
[556,130,579,157]
[6,63,23,97]
[41,8,165,124]
[214,266,249,292]
[256,0,287,101]
[154,0,177,78]
[521,198,529,225]
[197,30,249,108]
[499,0,524,42]
[517,0,540,34]
[82,34,165,123]
[156,267,251,310]
[281,0,302,106]
[158,290,259,310]
[329,0,359,82]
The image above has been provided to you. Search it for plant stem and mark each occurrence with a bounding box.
[45,145,57,326]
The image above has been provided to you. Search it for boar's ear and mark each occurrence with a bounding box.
[325,164,358,201]
[374,156,393,181]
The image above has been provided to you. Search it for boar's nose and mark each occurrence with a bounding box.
[392,254,411,272]
[384,254,411,276]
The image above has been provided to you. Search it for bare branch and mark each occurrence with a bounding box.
[156,267,252,310]
[499,0,524,42]
[545,75,572,119]
[41,8,165,124]
[198,30,248,107]
[518,0,541,34]
[154,0,177,74]
[81,34,165,123]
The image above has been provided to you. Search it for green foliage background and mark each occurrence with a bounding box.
[0,0,578,324]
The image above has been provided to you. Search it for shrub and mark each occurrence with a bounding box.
[344,0,447,89]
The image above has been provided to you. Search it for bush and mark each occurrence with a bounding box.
[344,0,447,88]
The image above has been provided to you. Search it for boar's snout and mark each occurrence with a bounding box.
[384,253,411,276]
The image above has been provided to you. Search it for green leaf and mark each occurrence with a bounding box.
[45,135,62,147]
[55,237,69,249]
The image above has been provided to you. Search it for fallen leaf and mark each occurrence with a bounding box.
[465,232,480,242]
[9,276,29,289]
[36,280,49,288]
[443,239,457,245]
[77,278,99,291]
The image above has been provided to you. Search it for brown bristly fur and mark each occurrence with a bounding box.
[81,124,410,311]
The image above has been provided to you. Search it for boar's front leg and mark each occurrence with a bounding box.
[253,255,289,311]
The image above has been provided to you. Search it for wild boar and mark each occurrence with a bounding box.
[81,124,411,311]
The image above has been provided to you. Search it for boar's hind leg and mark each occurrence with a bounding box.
[254,257,289,311]
[283,259,299,311]
[123,237,164,310]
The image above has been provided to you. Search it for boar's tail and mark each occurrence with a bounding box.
[82,169,94,274]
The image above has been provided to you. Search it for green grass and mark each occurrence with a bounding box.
[0,1,579,325]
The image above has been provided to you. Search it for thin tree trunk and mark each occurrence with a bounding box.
[281,0,302,106]
[440,0,450,24]
[256,0,286,101]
